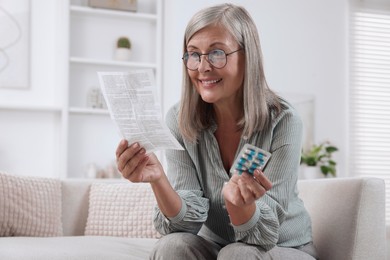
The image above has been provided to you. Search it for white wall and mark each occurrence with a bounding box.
[162,0,349,176]
[0,0,63,177]
[0,0,61,107]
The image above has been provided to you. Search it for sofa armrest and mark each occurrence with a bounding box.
[298,177,386,260]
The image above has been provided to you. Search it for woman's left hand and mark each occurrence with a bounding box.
[222,169,272,207]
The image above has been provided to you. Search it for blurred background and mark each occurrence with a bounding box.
[0,0,388,188]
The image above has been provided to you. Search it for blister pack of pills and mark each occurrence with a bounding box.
[230,144,272,175]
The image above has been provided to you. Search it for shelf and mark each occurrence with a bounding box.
[70,57,157,69]
[65,0,162,178]
[0,104,62,113]
[69,107,110,115]
[70,5,157,21]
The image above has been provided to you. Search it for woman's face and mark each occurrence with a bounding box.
[186,24,245,107]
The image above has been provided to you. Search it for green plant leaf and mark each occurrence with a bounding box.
[328,160,336,166]
[301,141,338,177]
[329,167,336,176]
[320,165,329,175]
[326,146,338,153]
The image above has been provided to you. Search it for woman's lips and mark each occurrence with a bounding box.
[199,78,222,87]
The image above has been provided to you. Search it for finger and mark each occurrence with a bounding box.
[117,142,142,173]
[237,178,256,204]
[253,169,272,191]
[128,155,150,182]
[115,139,128,159]
[241,172,267,200]
[222,181,243,206]
[230,172,257,201]
[121,146,146,178]
[230,172,241,184]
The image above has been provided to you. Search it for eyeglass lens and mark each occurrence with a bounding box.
[183,49,227,70]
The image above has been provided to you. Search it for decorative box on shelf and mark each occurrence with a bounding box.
[88,0,137,12]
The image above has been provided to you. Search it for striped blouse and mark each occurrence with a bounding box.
[153,100,313,251]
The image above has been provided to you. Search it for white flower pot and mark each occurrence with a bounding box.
[114,48,131,61]
[301,165,324,179]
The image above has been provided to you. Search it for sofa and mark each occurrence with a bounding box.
[0,172,386,260]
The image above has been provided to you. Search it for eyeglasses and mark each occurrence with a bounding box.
[182,49,242,71]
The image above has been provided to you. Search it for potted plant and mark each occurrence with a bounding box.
[300,141,338,178]
[114,36,132,61]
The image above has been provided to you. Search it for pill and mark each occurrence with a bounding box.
[235,163,248,171]
[241,154,254,161]
[257,153,264,160]
[244,149,256,156]
[238,157,248,165]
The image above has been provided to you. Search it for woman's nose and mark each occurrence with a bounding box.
[197,55,212,73]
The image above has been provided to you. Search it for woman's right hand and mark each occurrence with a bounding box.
[116,139,164,183]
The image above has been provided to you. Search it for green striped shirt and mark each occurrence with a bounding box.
[153,100,313,250]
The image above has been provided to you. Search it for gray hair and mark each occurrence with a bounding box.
[179,3,281,142]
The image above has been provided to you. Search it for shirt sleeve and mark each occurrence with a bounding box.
[232,106,304,250]
[153,105,209,235]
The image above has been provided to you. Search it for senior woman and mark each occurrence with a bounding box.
[116,3,318,260]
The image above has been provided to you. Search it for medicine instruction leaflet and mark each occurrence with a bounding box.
[98,70,184,153]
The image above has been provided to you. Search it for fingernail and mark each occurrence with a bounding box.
[132,142,139,148]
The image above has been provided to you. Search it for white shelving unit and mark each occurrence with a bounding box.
[60,0,163,178]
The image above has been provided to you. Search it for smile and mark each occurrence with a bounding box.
[200,78,222,85]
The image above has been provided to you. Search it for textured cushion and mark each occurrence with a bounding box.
[85,182,160,238]
[0,172,62,237]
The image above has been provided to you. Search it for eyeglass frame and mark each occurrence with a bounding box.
[182,48,243,71]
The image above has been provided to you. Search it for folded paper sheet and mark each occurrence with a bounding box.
[98,70,183,153]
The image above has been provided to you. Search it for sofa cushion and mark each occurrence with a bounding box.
[85,182,160,238]
[0,236,157,260]
[0,172,62,237]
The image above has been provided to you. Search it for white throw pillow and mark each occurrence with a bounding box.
[85,182,161,238]
[0,172,63,237]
